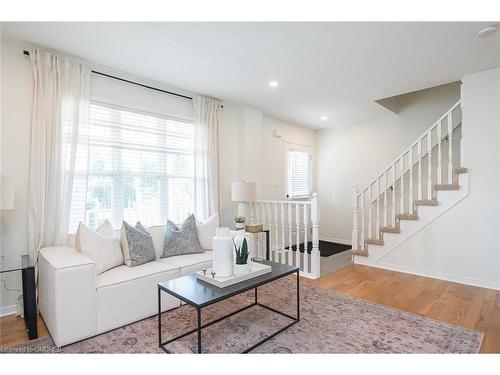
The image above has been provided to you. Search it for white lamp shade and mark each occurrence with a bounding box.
[1,175,15,210]
[231,182,256,202]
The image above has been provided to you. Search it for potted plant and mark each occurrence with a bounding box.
[233,237,250,275]
[234,216,246,230]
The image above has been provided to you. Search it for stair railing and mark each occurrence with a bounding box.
[352,100,461,252]
[250,193,320,279]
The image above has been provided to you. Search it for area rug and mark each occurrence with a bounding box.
[7,278,482,353]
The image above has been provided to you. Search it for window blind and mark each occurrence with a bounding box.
[69,101,195,231]
[286,147,312,199]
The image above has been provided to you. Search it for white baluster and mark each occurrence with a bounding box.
[310,193,320,278]
[368,183,373,239]
[417,138,423,200]
[437,120,442,184]
[273,203,279,262]
[384,171,388,227]
[459,104,464,169]
[295,203,300,269]
[280,203,285,264]
[427,130,433,199]
[392,164,396,227]
[287,203,293,265]
[303,204,309,273]
[448,112,453,184]
[360,191,365,249]
[400,156,405,214]
[376,177,380,238]
[408,145,414,214]
[352,185,359,250]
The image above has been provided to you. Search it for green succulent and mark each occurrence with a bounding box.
[234,238,249,265]
[235,216,246,224]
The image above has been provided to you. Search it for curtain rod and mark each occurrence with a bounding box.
[23,50,193,101]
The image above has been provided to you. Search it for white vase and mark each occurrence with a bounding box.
[233,263,250,276]
[212,227,233,277]
[235,222,245,230]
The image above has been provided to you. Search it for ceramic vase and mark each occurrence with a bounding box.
[212,227,233,277]
[233,263,250,276]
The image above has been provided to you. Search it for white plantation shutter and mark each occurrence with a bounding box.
[68,101,195,231]
[286,144,312,199]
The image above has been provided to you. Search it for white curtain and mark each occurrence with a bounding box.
[28,49,90,260]
[193,96,221,219]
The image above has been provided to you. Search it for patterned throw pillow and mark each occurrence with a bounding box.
[120,221,156,267]
[161,214,205,258]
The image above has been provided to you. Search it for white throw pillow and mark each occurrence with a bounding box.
[75,220,124,275]
[196,213,220,250]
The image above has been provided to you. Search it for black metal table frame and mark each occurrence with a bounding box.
[158,268,300,354]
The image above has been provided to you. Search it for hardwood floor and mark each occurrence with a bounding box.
[302,264,500,353]
[1,264,499,352]
[0,313,49,348]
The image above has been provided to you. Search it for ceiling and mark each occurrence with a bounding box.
[3,22,500,129]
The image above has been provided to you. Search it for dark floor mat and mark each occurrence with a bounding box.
[286,240,351,257]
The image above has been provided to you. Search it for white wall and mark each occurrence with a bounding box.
[317,82,461,243]
[376,67,500,290]
[218,102,317,227]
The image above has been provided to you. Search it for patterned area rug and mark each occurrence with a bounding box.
[8,277,482,353]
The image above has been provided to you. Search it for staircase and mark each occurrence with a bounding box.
[351,101,469,262]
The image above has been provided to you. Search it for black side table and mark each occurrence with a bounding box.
[0,255,37,340]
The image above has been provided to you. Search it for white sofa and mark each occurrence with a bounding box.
[38,225,253,347]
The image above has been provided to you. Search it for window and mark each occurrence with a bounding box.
[69,101,195,231]
[285,143,312,199]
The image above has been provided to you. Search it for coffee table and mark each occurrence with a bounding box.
[157,260,299,353]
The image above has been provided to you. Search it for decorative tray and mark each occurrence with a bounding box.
[196,261,272,288]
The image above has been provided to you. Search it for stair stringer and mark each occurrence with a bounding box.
[354,172,469,265]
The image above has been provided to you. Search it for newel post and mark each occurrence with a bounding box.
[311,193,320,278]
[351,185,359,251]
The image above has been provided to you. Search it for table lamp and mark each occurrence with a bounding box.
[231,181,256,219]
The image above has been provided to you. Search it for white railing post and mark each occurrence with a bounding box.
[391,164,396,227]
[280,203,286,263]
[287,203,293,266]
[351,185,359,250]
[408,146,414,213]
[273,203,279,262]
[303,204,309,273]
[360,191,365,248]
[295,203,300,268]
[417,138,423,200]
[427,130,433,199]
[383,170,388,227]
[375,178,380,238]
[311,193,320,278]
[437,121,442,184]
[448,112,453,183]
[459,103,464,168]
[368,183,373,239]
[399,156,405,214]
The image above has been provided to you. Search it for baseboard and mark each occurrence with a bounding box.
[0,304,17,317]
[319,236,352,246]
[354,259,500,291]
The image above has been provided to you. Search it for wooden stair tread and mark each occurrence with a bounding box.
[415,199,438,206]
[351,249,369,257]
[365,238,384,246]
[380,226,400,233]
[396,213,419,220]
[434,184,460,190]
[454,167,468,174]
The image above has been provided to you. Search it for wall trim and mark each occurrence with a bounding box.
[320,236,352,246]
[0,304,17,317]
[354,259,500,291]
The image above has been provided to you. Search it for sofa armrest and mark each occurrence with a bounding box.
[38,246,96,346]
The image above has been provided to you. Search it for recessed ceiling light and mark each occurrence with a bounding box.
[268,80,279,88]
[321,115,328,121]
[476,26,498,38]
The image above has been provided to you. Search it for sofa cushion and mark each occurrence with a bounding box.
[120,221,156,267]
[159,251,213,276]
[75,221,123,275]
[197,213,219,250]
[149,225,166,260]
[96,261,178,289]
[161,214,204,258]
